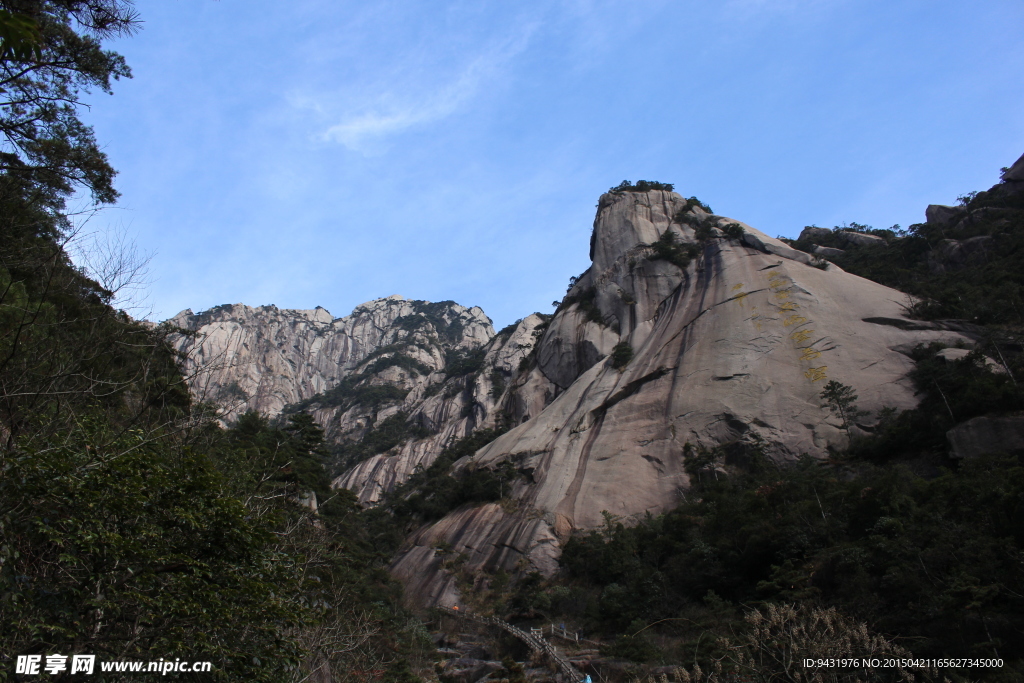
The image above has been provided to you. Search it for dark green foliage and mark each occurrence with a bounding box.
[394,299,470,343]
[559,453,1024,677]
[331,412,434,471]
[444,346,487,376]
[0,6,427,679]
[789,187,1024,327]
[0,142,189,445]
[672,196,713,222]
[507,570,548,614]
[608,179,675,194]
[854,343,1024,461]
[610,341,633,369]
[819,380,866,443]
[565,269,590,294]
[562,286,607,326]
[284,344,435,415]
[347,383,409,406]
[492,657,527,683]
[360,341,413,363]
[600,632,663,663]
[909,343,1023,421]
[721,222,745,240]
[288,375,410,413]
[2,417,305,681]
[421,380,445,398]
[490,369,507,398]
[650,229,699,269]
[214,412,429,680]
[363,351,432,377]
[394,459,513,522]
[693,222,714,242]
[497,318,523,336]
[682,441,727,485]
[364,429,512,547]
[0,10,43,61]
[557,342,1024,670]
[0,0,138,209]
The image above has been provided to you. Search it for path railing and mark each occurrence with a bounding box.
[436,606,584,683]
[547,624,603,648]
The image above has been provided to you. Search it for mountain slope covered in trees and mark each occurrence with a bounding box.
[0,3,427,681]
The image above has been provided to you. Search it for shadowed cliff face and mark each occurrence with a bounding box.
[388,189,973,607]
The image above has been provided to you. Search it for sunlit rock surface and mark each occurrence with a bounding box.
[390,189,973,607]
[167,188,978,610]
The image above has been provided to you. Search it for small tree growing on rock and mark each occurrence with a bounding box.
[820,380,867,446]
[721,222,745,240]
[611,341,634,370]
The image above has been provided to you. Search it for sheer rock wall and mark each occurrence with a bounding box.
[167,188,977,609]
[389,189,973,607]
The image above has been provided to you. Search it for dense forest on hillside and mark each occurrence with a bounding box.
[0,3,426,681]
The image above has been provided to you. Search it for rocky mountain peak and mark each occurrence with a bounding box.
[167,296,496,420]
[167,183,994,611]
[389,187,980,607]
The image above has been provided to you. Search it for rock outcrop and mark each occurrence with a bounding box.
[946,413,1024,459]
[925,235,994,273]
[330,313,554,505]
[812,245,845,259]
[389,188,974,607]
[166,186,991,610]
[925,204,963,227]
[1001,151,1024,185]
[797,225,886,248]
[167,296,492,419]
[166,298,559,506]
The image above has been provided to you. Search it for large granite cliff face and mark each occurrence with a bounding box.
[168,187,982,610]
[167,296,492,419]
[387,189,975,607]
[166,297,555,505]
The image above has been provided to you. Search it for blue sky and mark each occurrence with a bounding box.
[81,0,1024,329]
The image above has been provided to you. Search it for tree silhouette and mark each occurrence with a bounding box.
[820,380,867,445]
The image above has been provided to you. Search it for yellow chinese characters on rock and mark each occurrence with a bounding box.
[763,270,829,383]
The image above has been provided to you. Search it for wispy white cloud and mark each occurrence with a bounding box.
[298,24,537,153]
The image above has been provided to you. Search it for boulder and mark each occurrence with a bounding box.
[740,229,817,265]
[454,640,494,660]
[947,414,1024,459]
[837,230,886,247]
[926,235,994,274]
[1002,151,1024,183]
[935,347,1005,373]
[925,204,963,226]
[798,226,832,242]
[796,227,886,249]
[812,245,845,258]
